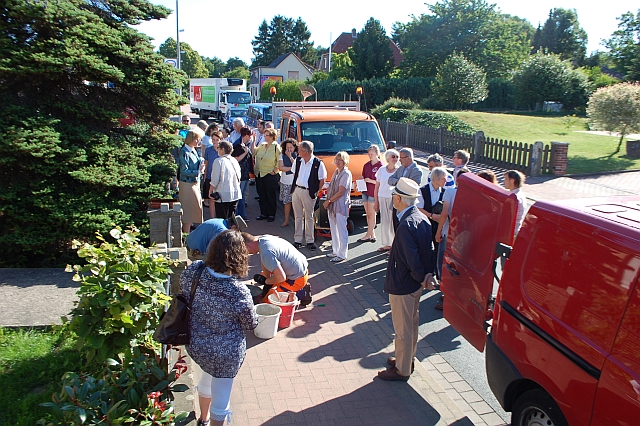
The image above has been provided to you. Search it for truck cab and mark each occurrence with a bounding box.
[443,173,640,425]
[278,105,386,211]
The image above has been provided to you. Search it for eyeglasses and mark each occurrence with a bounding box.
[400,156,409,159]
[182,120,190,123]
[390,155,398,159]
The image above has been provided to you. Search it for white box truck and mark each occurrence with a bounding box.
[189,78,251,121]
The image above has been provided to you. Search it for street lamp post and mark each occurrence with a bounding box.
[176,0,181,95]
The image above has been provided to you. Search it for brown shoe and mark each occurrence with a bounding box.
[377,366,410,381]
[387,357,415,373]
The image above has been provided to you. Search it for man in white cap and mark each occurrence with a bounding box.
[185,215,247,259]
[378,177,437,381]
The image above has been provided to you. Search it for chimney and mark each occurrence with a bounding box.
[352,28,357,38]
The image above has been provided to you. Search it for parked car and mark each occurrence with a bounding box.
[223,108,248,128]
[443,173,640,426]
[246,103,272,128]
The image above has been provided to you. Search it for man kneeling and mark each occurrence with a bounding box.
[241,233,311,306]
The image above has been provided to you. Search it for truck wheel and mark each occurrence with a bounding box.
[347,219,355,235]
[511,389,567,426]
[199,112,208,120]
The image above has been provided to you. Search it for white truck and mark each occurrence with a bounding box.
[189,78,251,121]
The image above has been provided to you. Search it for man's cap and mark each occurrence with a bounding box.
[391,177,420,198]
[230,215,248,232]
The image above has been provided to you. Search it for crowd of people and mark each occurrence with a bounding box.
[172,115,529,424]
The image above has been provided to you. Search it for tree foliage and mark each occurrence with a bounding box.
[604,10,640,80]
[260,80,303,102]
[512,53,591,110]
[349,18,394,80]
[0,0,185,266]
[329,52,355,80]
[587,83,640,154]
[431,53,488,109]
[315,77,433,108]
[251,16,316,67]
[392,0,534,79]
[532,8,588,64]
[158,38,208,78]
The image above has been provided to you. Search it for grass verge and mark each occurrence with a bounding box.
[0,327,83,426]
[448,111,640,174]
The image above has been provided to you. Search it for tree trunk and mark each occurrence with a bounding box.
[614,134,624,155]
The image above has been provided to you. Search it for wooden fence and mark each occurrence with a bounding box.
[382,120,555,176]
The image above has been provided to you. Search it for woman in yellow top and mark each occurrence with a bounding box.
[253,128,281,222]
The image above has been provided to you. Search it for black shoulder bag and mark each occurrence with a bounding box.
[153,263,205,345]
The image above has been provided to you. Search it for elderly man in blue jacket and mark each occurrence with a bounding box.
[378,177,437,381]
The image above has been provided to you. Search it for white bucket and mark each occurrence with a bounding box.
[254,303,281,339]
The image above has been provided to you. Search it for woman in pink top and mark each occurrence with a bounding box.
[358,145,383,243]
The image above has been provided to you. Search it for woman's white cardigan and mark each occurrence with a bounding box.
[210,154,241,202]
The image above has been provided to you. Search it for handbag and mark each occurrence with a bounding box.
[431,189,446,215]
[153,263,205,345]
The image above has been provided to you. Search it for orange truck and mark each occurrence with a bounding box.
[274,101,387,214]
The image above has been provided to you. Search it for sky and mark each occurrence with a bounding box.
[135,0,638,65]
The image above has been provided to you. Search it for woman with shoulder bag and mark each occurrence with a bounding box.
[210,141,241,220]
[181,230,258,426]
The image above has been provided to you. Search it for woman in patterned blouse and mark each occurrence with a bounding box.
[181,230,258,426]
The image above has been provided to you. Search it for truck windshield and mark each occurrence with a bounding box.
[300,121,386,154]
[227,92,251,104]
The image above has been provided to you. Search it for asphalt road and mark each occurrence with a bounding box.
[342,165,511,423]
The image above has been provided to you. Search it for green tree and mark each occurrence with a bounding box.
[329,52,355,80]
[202,56,226,77]
[512,52,591,110]
[158,38,208,78]
[260,80,303,101]
[0,0,185,266]
[532,8,588,64]
[587,83,640,154]
[251,16,316,67]
[431,53,488,109]
[605,11,640,80]
[226,57,248,71]
[349,18,394,80]
[393,0,534,79]
[223,66,250,80]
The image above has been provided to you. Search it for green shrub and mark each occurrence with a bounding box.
[315,77,432,108]
[65,227,174,365]
[408,111,476,133]
[40,350,188,425]
[371,98,418,118]
[260,79,304,101]
[376,108,413,122]
[431,53,488,109]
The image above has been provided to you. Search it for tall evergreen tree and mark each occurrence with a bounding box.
[251,16,315,67]
[532,8,587,64]
[0,0,185,266]
[349,18,395,80]
[605,11,640,80]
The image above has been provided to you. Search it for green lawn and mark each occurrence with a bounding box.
[0,327,83,426]
[448,111,640,174]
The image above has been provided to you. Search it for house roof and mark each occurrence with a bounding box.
[251,52,315,73]
[320,30,403,67]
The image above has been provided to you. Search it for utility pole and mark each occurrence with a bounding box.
[176,0,181,96]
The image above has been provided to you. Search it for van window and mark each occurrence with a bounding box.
[521,219,637,354]
[300,121,385,154]
[288,120,297,139]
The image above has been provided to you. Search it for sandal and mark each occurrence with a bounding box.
[357,237,373,243]
[377,247,390,253]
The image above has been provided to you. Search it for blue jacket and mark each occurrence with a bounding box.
[384,206,435,295]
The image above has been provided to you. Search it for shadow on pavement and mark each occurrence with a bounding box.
[0,268,78,289]
[259,381,452,426]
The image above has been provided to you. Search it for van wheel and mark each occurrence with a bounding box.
[511,389,567,426]
[347,219,355,235]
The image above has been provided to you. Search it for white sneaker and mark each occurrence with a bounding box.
[330,257,345,263]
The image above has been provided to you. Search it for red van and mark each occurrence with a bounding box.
[443,173,640,426]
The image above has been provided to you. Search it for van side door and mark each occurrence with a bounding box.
[442,173,517,351]
[590,275,640,425]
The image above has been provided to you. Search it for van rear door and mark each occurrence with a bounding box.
[442,173,517,351]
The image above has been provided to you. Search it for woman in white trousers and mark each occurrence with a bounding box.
[323,151,352,262]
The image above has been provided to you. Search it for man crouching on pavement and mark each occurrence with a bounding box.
[378,177,437,381]
[241,233,311,307]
